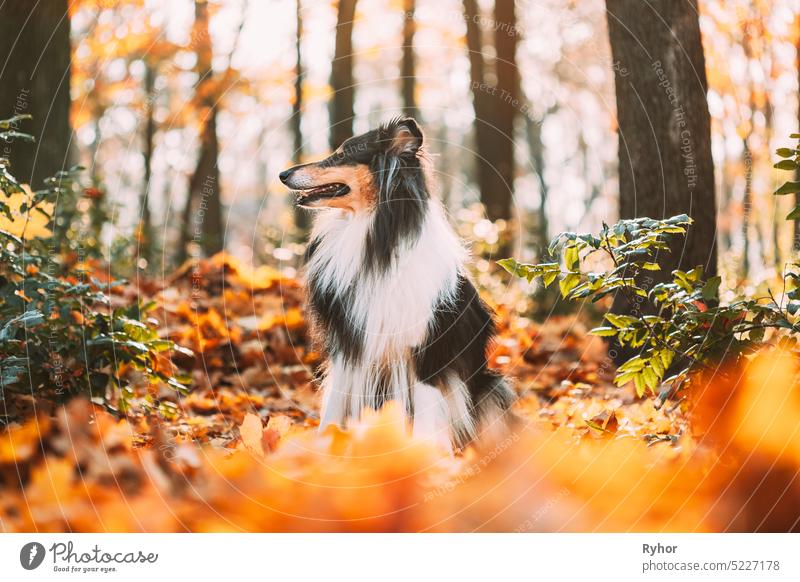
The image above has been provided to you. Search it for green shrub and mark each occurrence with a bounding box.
[501,134,800,400]
[0,115,190,415]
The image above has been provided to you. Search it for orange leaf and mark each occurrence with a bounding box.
[239,413,265,458]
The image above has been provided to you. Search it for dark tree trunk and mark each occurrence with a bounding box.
[490,0,518,221]
[292,0,309,232]
[180,109,223,262]
[401,0,418,119]
[292,0,304,163]
[795,25,800,251]
[463,0,518,222]
[139,64,156,267]
[178,0,224,264]
[0,0,71,188]
[330,0,357,149]
[742,138,752,277]
[463,0,487,196]
[198,109,223,258]
[606,0,717,285]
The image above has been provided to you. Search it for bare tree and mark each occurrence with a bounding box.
[401,0,418,119]
[0,1,71,187]
[606,0,717,285]
[139,63,156,267]
[525,114,549,256]
[330,0,358,149]
[292,0,304,164]
[463,0,519,222]
[795,17,800,251]
[178,0,247,263]
[292,0,309,232]
[178,0,223,263]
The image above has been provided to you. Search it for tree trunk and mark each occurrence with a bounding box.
[742,138,752,277]
[606,0,717,285]
[720,149,732,252]
[0,0,71,188]
[292,0,304,163]
[525,114,549,258]
[401,0,418,119]
[765,92,780,270]
[139,63,156,268]
[330,0,357,149]
[463,0,518,222]
[436,124,453,207]
[795,21,800,251]
[292,0,309,232]
[178,0,225,264]
[740,14,759,279]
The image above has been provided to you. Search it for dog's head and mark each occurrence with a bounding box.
[279,117,424,212]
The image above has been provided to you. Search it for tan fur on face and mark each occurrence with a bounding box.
[298,164,376,213]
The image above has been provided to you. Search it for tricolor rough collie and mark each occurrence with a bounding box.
[279,117,514,449]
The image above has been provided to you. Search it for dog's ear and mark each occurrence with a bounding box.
[390,118,423,156]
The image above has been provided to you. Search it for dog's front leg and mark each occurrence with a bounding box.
[412,383,452,450]
[318,359,349,431]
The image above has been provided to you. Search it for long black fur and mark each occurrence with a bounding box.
[298,117,514,445]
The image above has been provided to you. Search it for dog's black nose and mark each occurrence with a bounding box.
[279,168,293,184]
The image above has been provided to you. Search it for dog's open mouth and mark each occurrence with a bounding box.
[294,183,350,206]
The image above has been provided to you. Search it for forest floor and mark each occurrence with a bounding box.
[0,254,796,532]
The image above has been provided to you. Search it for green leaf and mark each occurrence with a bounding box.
[590,326,618,337]
[618,356,646,373]
[633,373,646,397]
[162,374,190,394]
[0,130,35,143]
[701,276,721,301]
[775,181,800,195]
[665,214,691,225]
[614,371,636,387]
[650,354,665,378]
[605,313,637,328]
[497,258,520,276]
[564,245,580,271]
[748,327,765,342]
[642,366,659,390]
[641,262,661,271]
[146,339,174,352]
[542,270,558,288]
[0,309,45,339]
[1,363,27,387]
[497,258,530,280]
[774,159,797,170]
[0,114,32,130]
[776,148,796,158]
[559,273,581,298]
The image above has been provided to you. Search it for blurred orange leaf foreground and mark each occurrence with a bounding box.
[1,349,798,532]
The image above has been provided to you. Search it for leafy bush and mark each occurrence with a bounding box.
[500,134,800,400]
[0,115,190,415]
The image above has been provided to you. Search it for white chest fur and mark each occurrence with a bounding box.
[306,201,466,437]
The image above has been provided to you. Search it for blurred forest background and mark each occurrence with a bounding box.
[1,0,798,292]
[4,0,800,533]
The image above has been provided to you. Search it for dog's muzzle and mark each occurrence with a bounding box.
[280,166,350,206]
